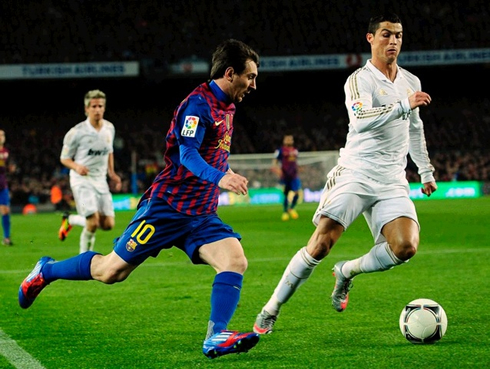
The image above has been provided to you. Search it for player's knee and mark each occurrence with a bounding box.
[101,223,115,231]
[86,218,99,232]
[93,261,131,284]
[98,269,129,284]
[99,217,115,231]
[231,255,248,274]
[394,239,418,261]
[220,253,248,274]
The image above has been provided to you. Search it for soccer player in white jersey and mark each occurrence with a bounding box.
[59,89,122,253]
[254,13,437,335]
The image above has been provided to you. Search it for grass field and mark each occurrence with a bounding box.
[1,197,489,368]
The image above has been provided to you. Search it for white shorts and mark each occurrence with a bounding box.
[71,179,115,218]
[312,165,419,244]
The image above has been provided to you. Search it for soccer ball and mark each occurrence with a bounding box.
[399,298,448,344]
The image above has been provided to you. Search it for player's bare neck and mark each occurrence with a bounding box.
[384,63,397,82]
[90,119,103,131]
[372,59,397,82]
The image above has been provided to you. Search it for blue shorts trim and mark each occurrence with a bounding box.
[113,198,241,266]
[0,188,10,206]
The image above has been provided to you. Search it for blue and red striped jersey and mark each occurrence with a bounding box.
[144,81,235,215]
[0,147,10,190]
[276,146,299,181]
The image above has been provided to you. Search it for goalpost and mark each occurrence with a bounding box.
[228,150,339,191]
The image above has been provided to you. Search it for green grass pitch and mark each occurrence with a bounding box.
[1,197,489,368]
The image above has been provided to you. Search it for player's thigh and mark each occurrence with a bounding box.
[98,193,115,218]
[367,196,419,244]
[199,237,246,273]
[313,169,373,229]
[382,216,420,250]
[185,214,242,265]
[97,193,116,229]
[72,185,98,217]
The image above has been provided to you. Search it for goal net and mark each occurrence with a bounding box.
[228,150,339,191]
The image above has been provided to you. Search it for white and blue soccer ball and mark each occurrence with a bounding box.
[399,298,448,344]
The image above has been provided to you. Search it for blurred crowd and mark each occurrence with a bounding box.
[2,0,489,65]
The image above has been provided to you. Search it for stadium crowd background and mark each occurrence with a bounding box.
[1,0,489,210]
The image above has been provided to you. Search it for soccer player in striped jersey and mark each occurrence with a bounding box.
[19,39,260,359]
[58,90,122,254]
[273,134,301,221]
[0,130,14,246]
[254,13,437,335]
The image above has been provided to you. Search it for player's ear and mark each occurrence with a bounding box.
[224,67,234,82]
[366,32,374,44]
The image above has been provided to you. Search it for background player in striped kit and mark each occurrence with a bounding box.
[0,130,14,246]
[19,39,260,359]
[58,89,122,253]
[254,13,437,335]
[272,134,301,221]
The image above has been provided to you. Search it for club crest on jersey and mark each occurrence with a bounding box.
[351,101,363,113]
[181,116,199,137]
[216,132,232,152]
[126,238,137,252]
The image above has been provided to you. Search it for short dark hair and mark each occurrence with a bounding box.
[209,39,259,80]
[367,13,402,34]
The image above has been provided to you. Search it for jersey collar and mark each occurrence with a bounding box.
[209,80,231,104]
[85,118,104,132]
[366,60,404,83]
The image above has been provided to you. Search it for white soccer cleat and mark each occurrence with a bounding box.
[331,261,353,312]
[253,309,278,334]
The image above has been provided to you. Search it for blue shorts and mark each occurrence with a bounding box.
[280,178,301,192]
[113,198,241,266]
[0,188,10,206]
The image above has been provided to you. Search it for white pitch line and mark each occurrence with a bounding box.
[0,329,45,369]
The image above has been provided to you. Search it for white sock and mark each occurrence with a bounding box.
[80,228,95,254]
[342,242,404,278]
[264,247,320,316]
[89,234,96,251]
[69,214,86,227]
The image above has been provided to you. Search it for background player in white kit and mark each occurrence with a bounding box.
[59,89,122,253]
[253,13,437,334]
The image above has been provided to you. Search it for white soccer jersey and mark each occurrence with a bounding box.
[60,119,115,184]
[339,60,435,184]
